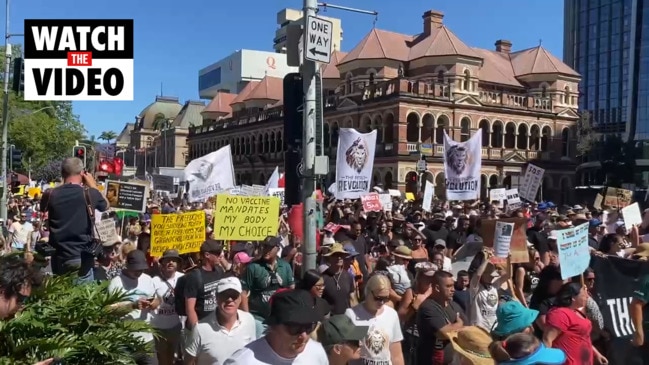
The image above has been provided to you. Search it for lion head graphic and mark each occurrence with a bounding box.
[446,145,469,176]
[364,328,388,356]
[345,137,368,173]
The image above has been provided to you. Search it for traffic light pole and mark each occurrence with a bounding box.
[301,0,318,273]
[1,0,12,221]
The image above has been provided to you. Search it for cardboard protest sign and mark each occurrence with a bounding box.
[361,193,382,212]
[95,219,118,244]
[213,195,281,241]
[104,180,148,212]
[150,210,206,256]
[593,187,633,209]
[481,218,528,263]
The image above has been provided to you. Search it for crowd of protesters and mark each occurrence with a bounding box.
[4,157,649,364]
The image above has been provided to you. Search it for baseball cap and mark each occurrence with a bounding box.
[492,301,539,337]
[200,240,222,253]
[262,236,281,248]
[317,315,369,348]
[265,289,322,325]
[217,277,242,294]
[233,251,252,264]
[125,250,148,271]
[434,239,446,248]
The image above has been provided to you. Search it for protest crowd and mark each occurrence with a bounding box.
[5,130,649,365]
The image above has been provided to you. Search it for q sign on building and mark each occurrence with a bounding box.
[23,19,134,101]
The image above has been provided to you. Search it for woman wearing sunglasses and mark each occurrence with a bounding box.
[344,274,405,365]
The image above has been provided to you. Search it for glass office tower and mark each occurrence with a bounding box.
[564,0,649,184]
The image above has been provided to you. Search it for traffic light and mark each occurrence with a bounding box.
[11,149,22,171]
[12,57,24,93]
[73,146,87,167]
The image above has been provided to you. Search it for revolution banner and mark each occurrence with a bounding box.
[443,131,481,200]
[591,256,649,364]
[334,128,377,200]
[184,144,235,202]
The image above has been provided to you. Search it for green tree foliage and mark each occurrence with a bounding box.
[576,111,596,156]
[0,45,86,171]
[99,130,118,143]
[0,274,154,364]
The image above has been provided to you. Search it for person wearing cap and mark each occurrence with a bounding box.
[489,332,565,365]
[321,243,357,316]
[431,239,453,272]
[185,276,256,365]
[316,315,368,365]
[8,212,32,252]
[93,238,122,282]
[243,236,295,338]
[151,249,184,365]
[587,219,604,250]
[183,240,227,331]
[224,289,328,365]
[108,250,160,363]
[344,274,404,365]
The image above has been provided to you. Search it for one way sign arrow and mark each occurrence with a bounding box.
[309,47,327,57]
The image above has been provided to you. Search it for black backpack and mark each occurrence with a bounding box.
[174,268,202,317]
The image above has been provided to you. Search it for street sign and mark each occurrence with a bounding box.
[305,15,333,64]
[416,160,427,172]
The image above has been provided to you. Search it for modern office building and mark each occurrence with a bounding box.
[564,0,649,184]
[274,8,343,53]
[198,50,298,99]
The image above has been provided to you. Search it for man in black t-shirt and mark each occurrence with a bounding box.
[41,158,108,283]
[183,240,225,329]
[416,271,467,365]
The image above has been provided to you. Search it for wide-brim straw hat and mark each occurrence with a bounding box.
[323,243,348,257]
[449,326,495,365]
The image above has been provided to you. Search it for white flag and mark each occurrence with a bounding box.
[264,166,280,195]
[184,145,235,202]
[443,131,482,200]
[334,128,377,200]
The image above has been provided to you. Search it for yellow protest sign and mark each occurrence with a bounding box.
[214,195,280,241]
[150,211,206,257]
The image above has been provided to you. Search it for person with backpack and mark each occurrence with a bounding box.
[176,240,226,331]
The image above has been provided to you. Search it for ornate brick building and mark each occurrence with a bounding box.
[188,10,581,203]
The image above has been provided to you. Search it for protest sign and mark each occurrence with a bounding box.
[489,188,506,202]
[104,180,148,212]
[152,175,174,192]
[268,188,285,206]
[594,187,633,209]
[492,221,514,264]
[378,194,392,212]
[621,202,642,227]
[150,211,206,256]
[518,164,544,202]
[556,222,590,279]
[214,195,281,240]
[481,218,528,263]
[505,188,522,211]
[422,180,434,212]
[361,193,382,212]
[95,219,118,244]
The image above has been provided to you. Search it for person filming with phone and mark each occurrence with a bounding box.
[39,157,108,283]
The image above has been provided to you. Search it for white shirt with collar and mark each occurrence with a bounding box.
[185,309,256,365]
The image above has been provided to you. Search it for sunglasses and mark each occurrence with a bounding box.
[217,290,241,301]
[372,293,390,303]
[285,322,317,336]
[344,340,361,349]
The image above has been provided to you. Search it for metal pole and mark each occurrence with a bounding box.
[301,0,318,273]
[8,145,12,172]
[1,0,11,221]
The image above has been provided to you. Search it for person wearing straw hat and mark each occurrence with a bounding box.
[322,243,357,315]
[317,314,369,365]
[448,326,494,365]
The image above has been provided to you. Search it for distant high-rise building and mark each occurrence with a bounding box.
[564,0,633,137]
[274,8,343,54]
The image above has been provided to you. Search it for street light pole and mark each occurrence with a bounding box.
[301,0,318,273]
[1,0,12,221]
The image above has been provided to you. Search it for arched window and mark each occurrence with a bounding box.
[437,70,445,83]
[541,85,548,98]
[369,73,375,85]
[460,118,471,142]
[463,70,471,91]
[564,86,570,105]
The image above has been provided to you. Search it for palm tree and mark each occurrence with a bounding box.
[99,130,118,144]
[152,113,171,132]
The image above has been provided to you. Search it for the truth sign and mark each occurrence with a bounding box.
[305,15,333,64]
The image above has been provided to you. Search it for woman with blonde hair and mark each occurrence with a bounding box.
[345,274,405,365]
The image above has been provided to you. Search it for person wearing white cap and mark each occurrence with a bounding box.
[185,276,256,365]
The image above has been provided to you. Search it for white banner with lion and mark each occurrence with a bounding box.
[443,130,482,200]
[335,128,377,200]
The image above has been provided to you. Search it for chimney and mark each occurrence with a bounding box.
[495,39,512,53]
[423,10,444,34]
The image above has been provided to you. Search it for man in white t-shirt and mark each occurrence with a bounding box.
[224,289,328,365]
[151,249,184,365]
[108,250,159,364]
[468,250,510,332]
[9,213,32,250]
[185,276,256,365]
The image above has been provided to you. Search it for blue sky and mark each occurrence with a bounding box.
[3,0,564,138]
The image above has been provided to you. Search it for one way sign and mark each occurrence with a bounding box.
[305,15,333,64]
